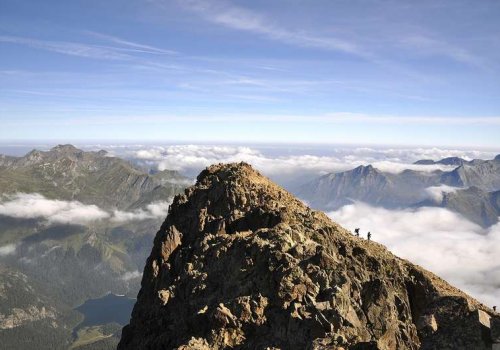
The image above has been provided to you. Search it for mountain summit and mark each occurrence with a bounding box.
[119,163,498,350]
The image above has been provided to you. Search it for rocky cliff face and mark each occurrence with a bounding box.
[119,163,498,350]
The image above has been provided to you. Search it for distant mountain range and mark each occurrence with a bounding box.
[297,154,500,228]
[1,145,499,348]
[0,144,188,209]
[414,156,470,166]
[0,145,189,349]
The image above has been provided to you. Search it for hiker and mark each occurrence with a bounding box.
[494,306,497,312]
[354,228,360,237]
[367,232,371,241]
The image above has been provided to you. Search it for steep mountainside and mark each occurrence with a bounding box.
[0,145,189,349]
[0,145,190,303]
[119,163,498,350]
[418,187,500,228]
[0,265,80,350]
[297,155,500,227]
[441,160,500,192]
[297,165,442,210]
[0,144,188,209]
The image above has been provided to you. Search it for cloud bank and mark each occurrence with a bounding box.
[0,193,110,224]
[328,203,500,307]
[121,270,142,281]
[126,145,497,187]
[0,244,17,257]
[0,194,171,225]
[112,200,171,223]
[424,185,461,202]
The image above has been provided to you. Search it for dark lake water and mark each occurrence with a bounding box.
[74,293,135,332]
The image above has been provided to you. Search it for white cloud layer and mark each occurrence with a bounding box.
[121,270,142,281]
[328,203,500,307]
[112,200,171,223]
[0,194,171,225]
[0,244,17,256]
[424,185,461,202]
[126,144,497,187]
[0,193,110,224]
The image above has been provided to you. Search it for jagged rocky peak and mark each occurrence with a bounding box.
[96,149,108,156]
[23,144,83,163]
[119,162,499,350]
[16,145,113,167]
[355,164,380,175]
[51,144,80,153]
[48,144,87,159]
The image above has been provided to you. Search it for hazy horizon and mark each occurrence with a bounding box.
[2,142,500,308]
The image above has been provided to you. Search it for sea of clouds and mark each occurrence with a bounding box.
[424,185,461,202]
[118,144,499,306]
[94,144,496,189]
[128,144,484,176]
[1,143,499,306]
[329,203,500,307]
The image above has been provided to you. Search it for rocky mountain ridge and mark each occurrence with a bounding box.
[0,145,189,349]
[418,186,500,228]
[414,157,469,166]
[0,144,188,210]
[119,162,499,350]
[298,155,500,227]
[297,165,441,210]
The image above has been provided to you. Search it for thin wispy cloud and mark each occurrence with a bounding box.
[400,34,483,66]
[0,35,132,60]
[0,34,177,61]
[85,31,178,55]
[179,0,363,56]
[320,113,500,125]
[1,1,499,145]
[20,113,500,127]
[177,0,489,68]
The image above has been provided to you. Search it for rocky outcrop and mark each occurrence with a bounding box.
[0,306,57,329]
[119,163,497,350]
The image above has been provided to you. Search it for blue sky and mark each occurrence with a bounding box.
[1,0,499,146]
